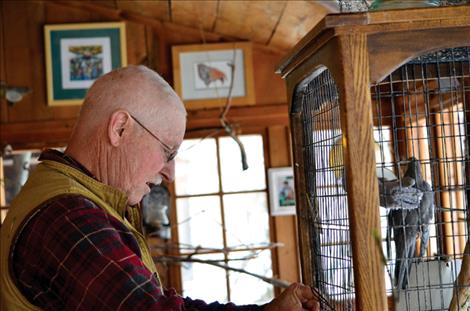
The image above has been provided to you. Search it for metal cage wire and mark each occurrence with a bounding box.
[373,46,470,311]
[292,46,470,311]
[296,68,354,310]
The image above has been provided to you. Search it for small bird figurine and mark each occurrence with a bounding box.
[197,63,227,86]
[448,240,470,311]
[0,81,31,106]
[141,184,171,239]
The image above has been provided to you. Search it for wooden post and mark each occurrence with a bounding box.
[465,90,470,240]
[338,33,387,311]
[290,112,315,287]
[435,112,456,255]
[0,155,5,223]
[268,125,301,286]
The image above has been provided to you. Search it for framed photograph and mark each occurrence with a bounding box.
[172,42,255,110]
[268,167,296,216]
[44,22,127,106]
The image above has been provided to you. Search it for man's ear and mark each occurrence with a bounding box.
[108,110,131,146]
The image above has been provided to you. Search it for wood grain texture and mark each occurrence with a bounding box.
[449,241,470,311]
[4,1,51,123]
[288,112,314,287]
[435,112,458,256]
[44,1,95,119]
[214,1,285,44]
[0,103,289,148]
[278,5,470,80]
[338,34,387,310]
[368,26,470,84]
[116,0,170,21]
[144,25,159,71]
[1,0,291,148]
[268,125,300,284]
[269,1,327,51]
[365,5,470,25]
[91,0,117,9]
[0,156,5,207]
[45,0,92,23]
[0,119,76,149]
[171,0,218,32]
[0,2,7,124]
[452,102,470,310]
[126,21,147,65]
[186,104,289,131]
[253,47,287,106]
[40,0,330,52]
[166,181,183,292]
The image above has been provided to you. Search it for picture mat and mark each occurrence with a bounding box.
[179,49,245,100]
[49,27,122,101]
[60,37,112,89]
[268,167,296,216]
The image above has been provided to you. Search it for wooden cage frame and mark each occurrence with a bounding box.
[277,5,470,310]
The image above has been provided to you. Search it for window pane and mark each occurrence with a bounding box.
[175,138,219,196]
[181,253,228,303]
[219,135,266,192]
[228,250,274,305]
[223,193,270,247]
[176,196,224,249]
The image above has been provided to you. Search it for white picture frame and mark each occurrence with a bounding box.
[172,42,255,110]
[268,167,296,216]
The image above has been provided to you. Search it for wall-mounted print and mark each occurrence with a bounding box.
[44,22,127,106]
[172,42,255,110]
[268,167,296,216]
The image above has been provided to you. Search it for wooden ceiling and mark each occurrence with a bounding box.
[70,0,335,52]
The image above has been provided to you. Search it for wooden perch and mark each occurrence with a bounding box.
[448,240,470,311]
[154,255,291,289]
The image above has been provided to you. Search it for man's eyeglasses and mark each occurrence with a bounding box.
[130,114,178,162]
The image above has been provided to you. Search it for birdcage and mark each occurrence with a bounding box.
[277,5,470,311]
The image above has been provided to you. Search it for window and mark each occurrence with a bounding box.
[174,134,274,305]
[1,150,42,223]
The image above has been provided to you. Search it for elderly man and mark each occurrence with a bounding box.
[0,65,318,310]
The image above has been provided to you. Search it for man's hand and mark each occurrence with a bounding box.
[265,283,320,311]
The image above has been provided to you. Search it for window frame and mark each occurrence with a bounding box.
[168,128,278,302]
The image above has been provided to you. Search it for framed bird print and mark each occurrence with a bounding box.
[44,22,127,106]
[172,42,255,110]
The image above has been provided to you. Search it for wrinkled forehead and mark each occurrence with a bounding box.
[139,91,187,146]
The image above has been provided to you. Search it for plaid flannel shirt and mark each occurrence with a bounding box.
[11,150,265,311]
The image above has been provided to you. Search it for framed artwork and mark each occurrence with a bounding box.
[44,22,127,106]
[172,42,255,110]
[268,167,296,216]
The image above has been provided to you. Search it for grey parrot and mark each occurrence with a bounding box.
[388,157,434,292]
[378,173,423,210]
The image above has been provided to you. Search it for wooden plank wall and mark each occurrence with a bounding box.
[0,1,300,291]
[268,126,300,292]
[0,1,290,148]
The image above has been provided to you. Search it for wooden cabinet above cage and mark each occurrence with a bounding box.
[277,5,470,311]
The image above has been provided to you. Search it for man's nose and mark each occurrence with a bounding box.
[160,160,175,183]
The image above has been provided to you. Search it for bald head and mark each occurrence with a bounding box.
[65,66,187,203]
[75,65,186,138]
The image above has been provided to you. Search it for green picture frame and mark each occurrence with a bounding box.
[44,22,127,106]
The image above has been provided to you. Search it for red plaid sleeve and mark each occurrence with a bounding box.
[12,195,264,311]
